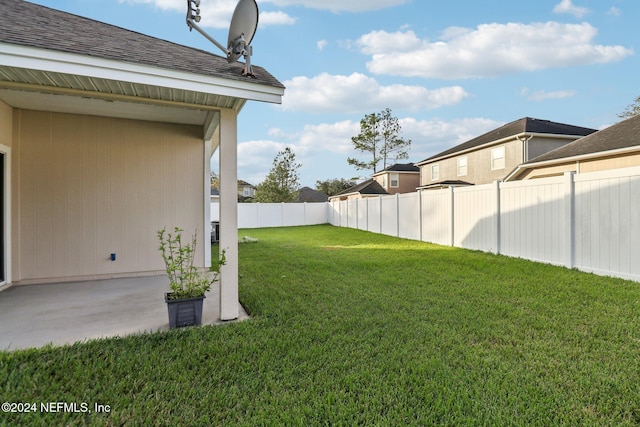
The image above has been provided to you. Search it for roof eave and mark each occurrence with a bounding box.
[0,42,284,104]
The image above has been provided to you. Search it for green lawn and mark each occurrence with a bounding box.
[2,224,640,425]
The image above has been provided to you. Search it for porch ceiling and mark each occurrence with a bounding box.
[0,65,244,126]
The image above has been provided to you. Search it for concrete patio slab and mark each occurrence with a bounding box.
[0,276,248,351]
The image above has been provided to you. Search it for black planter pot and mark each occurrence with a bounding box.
[165,293,205,329]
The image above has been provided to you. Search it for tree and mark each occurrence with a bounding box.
[618,95,640,119]
[348,108,411,174]
[210,171,219,190]
[255,147,301,203]
[316,178,356,196]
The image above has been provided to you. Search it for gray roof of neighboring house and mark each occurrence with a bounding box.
[525,114,640,164]
[420,117,597,163]
[0,0,284,89]
[297,187,328,203]
[419,180,473,189]
[375,163,420,174]
[335,179,388,197]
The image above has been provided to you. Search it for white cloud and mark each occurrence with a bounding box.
[235,117,506,184]
[400,117,504,160]
[553,0,589,19]
[317,40,328,51]
[281,72,468,113]
[295,121,360,154]
[261,0,408,13]
[357,23,633,79]
[519,88,576,101]
[119,0,295,28]
[259,11,297,27]
[607,7,621,17]
[236,139,288,184]
[119,0,410,16]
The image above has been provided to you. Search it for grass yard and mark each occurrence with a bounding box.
[2,224,640,425]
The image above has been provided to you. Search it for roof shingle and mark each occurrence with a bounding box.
[0,0,284,89]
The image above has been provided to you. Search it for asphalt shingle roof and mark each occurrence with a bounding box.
[0,0,284,89]
[421,117,597,163]
[378,163,419,173]
[526,114,640,164]
[336,179,387,197]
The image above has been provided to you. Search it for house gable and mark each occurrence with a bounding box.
[507,114,640,180]
[372,163,420,194]
[417,117,597,186]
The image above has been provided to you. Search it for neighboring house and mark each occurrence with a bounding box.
[372,163,420,194]
[329,179,388,201]
[237,180,256,200]
[506,114,640,181]
[210,188,220,203]
[0,1,284,318]
[416,117,597,188]
[297,187,328,203]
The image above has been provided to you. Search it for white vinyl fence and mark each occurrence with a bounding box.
[329,167,640,282]
[211,202,328,228]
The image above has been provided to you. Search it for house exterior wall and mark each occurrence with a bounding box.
[373,172,419,194]
[0,100,11,148]
[580,152,640,173]
[420,139,524,186]
[526,137,575,160]
[516,151,640,180]
[12,110,205,283]
[516,163,577,180]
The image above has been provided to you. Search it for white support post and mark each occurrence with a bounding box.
[219,109,239,321]
[563,171,576,269]
[449,186,455,247]
[203,139,212,268]
[419,189,423,242]
[493,180,501,255]
[366,197,369,231]
[379,195,383,233]
[396,193,400,238]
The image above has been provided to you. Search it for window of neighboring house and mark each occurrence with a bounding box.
[457,156,468,176]
[390,173,399,188]
[431,164,439,181]
[491,146,505,170]
[243,187,251,197]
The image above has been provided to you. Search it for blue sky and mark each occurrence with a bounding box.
[28,0,638,188]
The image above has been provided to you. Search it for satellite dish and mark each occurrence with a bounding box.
[227,0,258,64]
[186,0,259,77]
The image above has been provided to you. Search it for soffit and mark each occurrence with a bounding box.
[0,65,244,126]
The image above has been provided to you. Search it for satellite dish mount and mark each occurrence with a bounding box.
[186,0,259,78]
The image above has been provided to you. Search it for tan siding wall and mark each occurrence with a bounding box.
[13,110,205,283]
[515,152,640,180]
[420,139,524,186]
[373,172,419,194]
[396,173,419,194]
[580,153,640,173]
[517,163,577,179]
[0,100,12,148]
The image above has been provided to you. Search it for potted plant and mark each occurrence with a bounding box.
[157,226,226,329]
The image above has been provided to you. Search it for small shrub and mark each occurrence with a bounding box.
[157,226,226,300]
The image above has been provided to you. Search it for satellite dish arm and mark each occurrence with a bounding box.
[186,1,229,56]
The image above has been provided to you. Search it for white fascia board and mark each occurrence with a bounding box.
[0,43,283,104]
